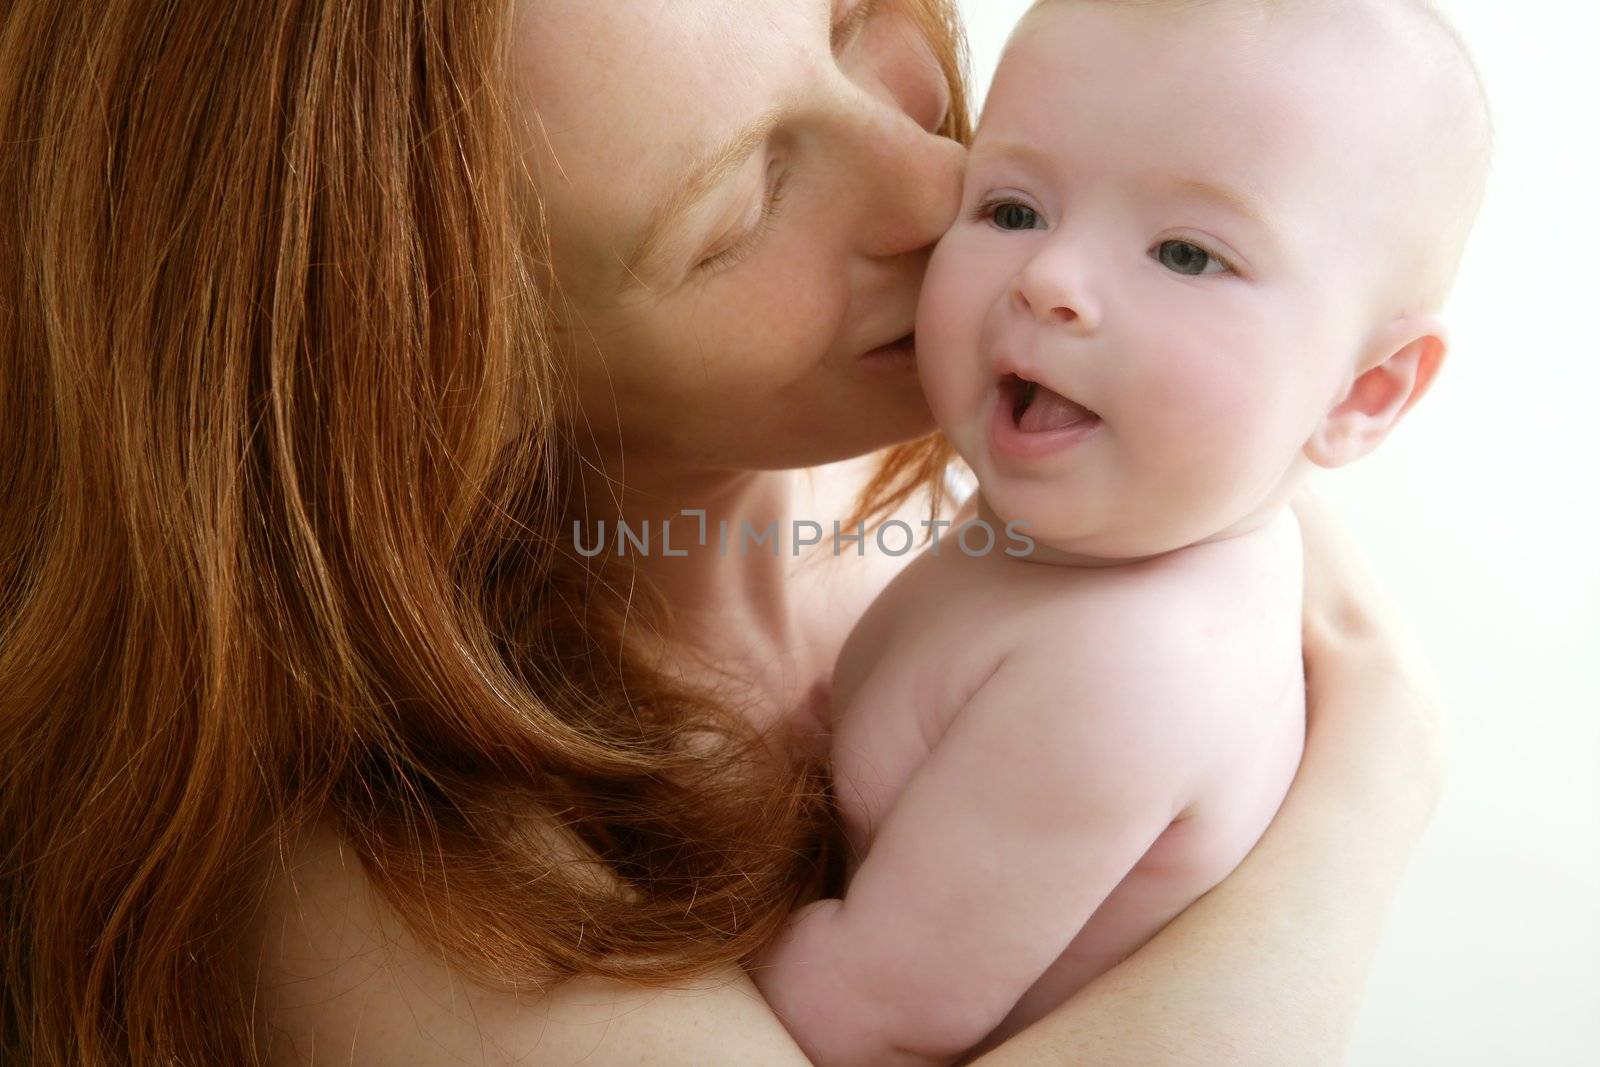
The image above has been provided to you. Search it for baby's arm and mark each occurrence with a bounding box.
[967,494,1445,1066]
[752,620,1212,1067]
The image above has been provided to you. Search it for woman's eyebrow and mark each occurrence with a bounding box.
[624,105,785,276]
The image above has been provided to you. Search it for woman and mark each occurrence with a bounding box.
[0,1,1443,1064]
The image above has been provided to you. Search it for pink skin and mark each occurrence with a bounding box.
[513,0,963,479]
[252,5,1456,1064]
[917,3,1447,565]
[505,0,969,737]
[750,8,1460,1063]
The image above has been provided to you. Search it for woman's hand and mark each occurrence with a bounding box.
[1294,487,1448,825]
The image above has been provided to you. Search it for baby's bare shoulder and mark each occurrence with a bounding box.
[1009,545,1300,735]
[1035,514,1302,640]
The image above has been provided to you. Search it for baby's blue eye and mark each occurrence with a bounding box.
[991,202,1041,231]
[1154,239,1228,276]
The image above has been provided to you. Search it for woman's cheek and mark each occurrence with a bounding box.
[703,246,847,379]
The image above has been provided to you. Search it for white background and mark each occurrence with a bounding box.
[953,2,1600,1063]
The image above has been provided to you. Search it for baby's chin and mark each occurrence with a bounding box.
[972,490,1124,565]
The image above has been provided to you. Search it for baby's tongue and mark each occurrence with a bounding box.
[1019,385,1097,433]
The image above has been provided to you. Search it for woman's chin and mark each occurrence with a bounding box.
[739,409,940,472]
[827,400,941,464]
[654,368,940,472]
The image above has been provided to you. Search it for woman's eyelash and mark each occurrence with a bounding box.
[832,0,880,51]
[691,0,868,278]
[696,168,792,275]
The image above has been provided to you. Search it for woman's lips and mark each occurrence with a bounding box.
[861,332,917,367]
[989,374,1102,462]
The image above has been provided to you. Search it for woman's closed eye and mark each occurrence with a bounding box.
[831,0,880,51]
[691,1,880,276]
[694,163,792,275]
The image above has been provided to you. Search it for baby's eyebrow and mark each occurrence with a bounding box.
[1163,177,1279,238]
[971,143,1276,225]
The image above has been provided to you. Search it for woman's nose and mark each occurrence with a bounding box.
[845,13,966,259]
[872,10,953,137]
[849,108,966,261]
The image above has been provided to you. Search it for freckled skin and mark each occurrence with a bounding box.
[512,0,965,475]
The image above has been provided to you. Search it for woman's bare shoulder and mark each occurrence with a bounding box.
[250,824,811,1066]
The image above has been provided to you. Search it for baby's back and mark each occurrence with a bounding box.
[829,508,1307,1051]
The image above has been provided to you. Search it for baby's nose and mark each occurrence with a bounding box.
[1012,260,1100,333]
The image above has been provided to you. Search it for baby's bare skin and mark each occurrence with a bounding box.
[753,2,1489,1064]
[827,499,1305,1055]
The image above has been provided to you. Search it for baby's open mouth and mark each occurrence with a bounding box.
[1000,373,1100,433]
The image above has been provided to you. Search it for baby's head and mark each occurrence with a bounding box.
[917,0,1491,561]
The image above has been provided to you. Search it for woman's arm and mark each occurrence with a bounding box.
[972,492,1446,1067]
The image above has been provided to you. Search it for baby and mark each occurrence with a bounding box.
[753,1,1490,1064]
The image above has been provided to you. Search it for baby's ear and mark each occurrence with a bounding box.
[1304,315,1448,469]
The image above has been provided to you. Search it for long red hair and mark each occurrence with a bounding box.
[0,2,967,1063]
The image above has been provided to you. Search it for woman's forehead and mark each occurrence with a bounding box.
[512,3,812,198]
[510,0,818,263]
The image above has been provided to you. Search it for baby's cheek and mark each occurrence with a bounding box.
[916,251,990,431]
[1131,347,1252,439]
[1119,337,1284,491]
[913,320,967,435]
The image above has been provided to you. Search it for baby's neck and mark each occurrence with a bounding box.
[974,491,1298,571]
